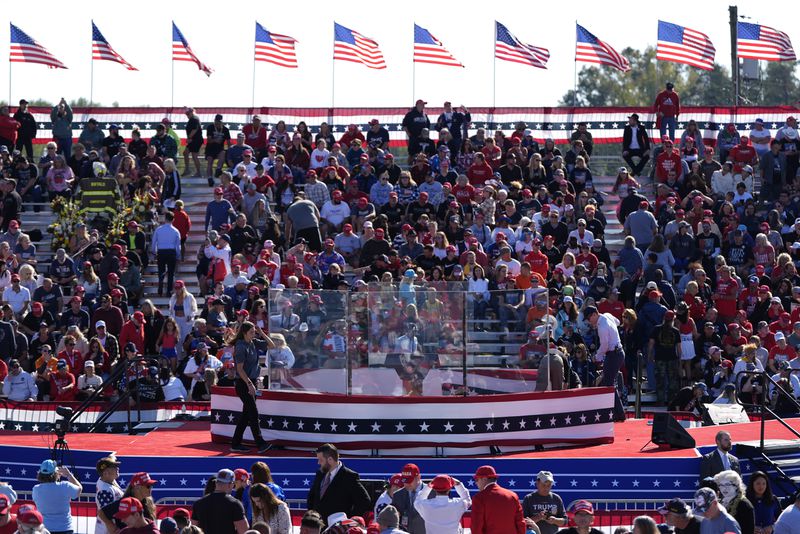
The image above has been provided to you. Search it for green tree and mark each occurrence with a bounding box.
[759,62,800,106]
[561,50,800,107]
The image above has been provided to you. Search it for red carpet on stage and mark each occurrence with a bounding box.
[2,417,797,459]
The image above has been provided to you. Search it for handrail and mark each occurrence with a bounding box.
[66,355,161,435]
[734,369,800,449]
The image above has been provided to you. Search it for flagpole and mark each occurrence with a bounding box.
[331,27,336,109]
[171,56,175,109]
[90,56,94,108]
[8,62,11,108]
[412,58,416,103]
[492,21,497,109]
[573,20,578,107]
[251,46,256,109]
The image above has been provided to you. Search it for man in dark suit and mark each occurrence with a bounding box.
[390,463,433,534]
[306,443,371,527]
[699,430,741,480]
[470,465,526,534]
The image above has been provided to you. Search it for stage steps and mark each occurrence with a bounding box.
[737,438,800,500]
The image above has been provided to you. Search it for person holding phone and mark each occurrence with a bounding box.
[522,471,566,534]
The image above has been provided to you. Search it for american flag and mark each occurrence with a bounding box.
[92,21,137,71]
[657,21,715,71]
[413,24,463,67]
[495,21,549,69]
[737,22,796,62]
[333,22,386,69]
[9,23,66,69]
[575,24,630,72]
[172,22,213,77]
[255,22,298,68]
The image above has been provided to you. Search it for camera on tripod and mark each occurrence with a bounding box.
[53,406,74,438]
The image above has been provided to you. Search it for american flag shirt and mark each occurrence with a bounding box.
[95,478,124,534]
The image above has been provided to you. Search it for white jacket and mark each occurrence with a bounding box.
[2,370,37,401]
[711,170,736,196]
[414,483,471,534]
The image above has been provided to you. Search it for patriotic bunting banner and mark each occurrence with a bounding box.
[656,21,715,70]
[0,400,209,433]
[14,106,798,149]
[210,387,615,451]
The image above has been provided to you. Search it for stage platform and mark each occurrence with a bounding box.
[1,417,798,506]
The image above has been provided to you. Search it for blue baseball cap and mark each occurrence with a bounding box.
[39,459,57,475]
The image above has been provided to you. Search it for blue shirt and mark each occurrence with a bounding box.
[151,223,181,255]
[32,480,81,532]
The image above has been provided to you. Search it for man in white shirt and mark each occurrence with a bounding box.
[320,190,351,235]
[2,274,29,318]
[585,306,626,421]
[495,247,521,278]
[414,475,470,534]
[749,119,772,158]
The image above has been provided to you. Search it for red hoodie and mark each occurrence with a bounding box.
[654,89,680,118]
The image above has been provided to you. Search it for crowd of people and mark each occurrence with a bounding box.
[0,438,798,534]
[0,93,800,533]
[0,94,799,415]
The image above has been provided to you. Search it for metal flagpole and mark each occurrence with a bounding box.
[492,21,497,109]
[8,62,11,107]
[573,21,578,107]
[251,46,256,109]
[331,24,336,109]
[412,52,416,103]
[170,55,175,109]
[89,54,94,108]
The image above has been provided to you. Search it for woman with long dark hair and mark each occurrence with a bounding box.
[746,471,780,534]
[230,322,273,453]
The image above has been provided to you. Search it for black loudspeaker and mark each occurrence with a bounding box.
[652,412,696,449]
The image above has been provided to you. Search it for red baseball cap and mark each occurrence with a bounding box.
[374,228,385,237]
[174,280,185,289]
[385,153,394,160]
[639,200,649,209]
[473,465,498,479]
[108,272,119,281]
[389,474,404,487]
[133,311,144,321]
[400,463,420,483]
[234,468,249,482]
[332,190,343,198]
[214,187,224,195]
[113,497,143,520]
[572,500,595,515]
[430,475,455,492]
[0,495,8,514]
[172,508,191,519]
[130,472,157,487]
[17,508,43,526]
